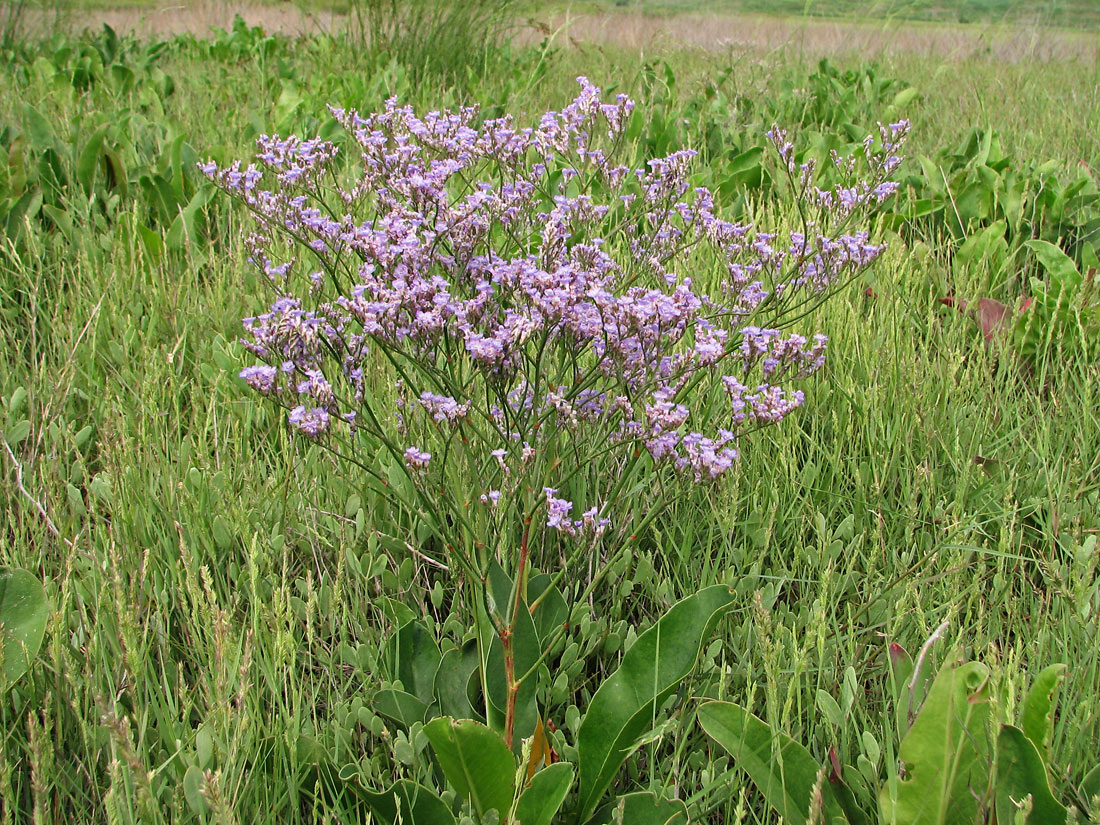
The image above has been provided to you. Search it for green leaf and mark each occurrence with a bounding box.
[1079,763,1100,804]
[137,223,163,262]
[5,419,31,447]
[588,791,689,825]
[424,716,516,820]
[1025,240,1082,294]
[183,765,209,814]
[372,688,429,729]
[515,762,573,825]
[886,642,917,739]
[76,125,109,195]
[20,104,54,151]
[486,562,539,749]
[357,778,457,825]
[719,146,765,193]
[889,87,920,111]
[1019,663,1066,765]
[698,701,849,825]
[879,658,993,825]
[995,725,1067,825]
[528,573,569,646]
[386,620,441,707]
[575,585,733,821]
[0,567,49,688]
[434,640,479,721]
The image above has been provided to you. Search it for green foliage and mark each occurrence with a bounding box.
[698,701,853,825]
[515,762,575,825]
[1013,240,1099,364]
[996,726,1067,825]
[879,658,994,825]
[1,11,1098,824]
[704,651,1098,825]
[575,586,733,820]
[423,717,517,820]
[0,567,48,688]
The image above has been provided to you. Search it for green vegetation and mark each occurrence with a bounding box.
[1,4,1098,823]
[579,0,1100,29]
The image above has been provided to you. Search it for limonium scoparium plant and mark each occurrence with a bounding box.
[203,80,905,740]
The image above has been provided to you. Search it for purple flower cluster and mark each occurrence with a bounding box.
[206,78,905,550]
[544,488,609,539]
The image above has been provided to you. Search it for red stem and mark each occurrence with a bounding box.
[503,517,533,750]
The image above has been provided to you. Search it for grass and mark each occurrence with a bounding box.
[1,5,1099,823]
[557,0,1100,28]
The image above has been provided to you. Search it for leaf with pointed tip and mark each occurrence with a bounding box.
[886,643,915,738]
[588,791,689,825]
[434,640,479,721]
[373,689,429,730]
[515,762,573,825]
[424,716,516,820]
[575,586,733,821]
[357,778,457,825]
[995,725,1067,825]
[698,701,850,825]
[1020,663,1066,766]
[879,659,993,825]
[1078,763,1100,805]
[386,620,441,707]
[0,567,49,688]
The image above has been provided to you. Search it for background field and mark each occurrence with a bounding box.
[1,0,1098,822]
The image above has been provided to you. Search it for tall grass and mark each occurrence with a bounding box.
[0,12,1098,823]
[348,0,521,91]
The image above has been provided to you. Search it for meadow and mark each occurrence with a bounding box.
[0,1,1099,823]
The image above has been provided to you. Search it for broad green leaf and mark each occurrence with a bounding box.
[995,725,1067,825]
[879,658,993,825]
[528,573,569,646]
[886,643,917,738]
[137,223,163,262]
[1026,240,1082,294]
[183,765,209,814]
[386,620,441,707]
[4,188,41,243]
[20,104,55,151]
[424,716,516,820]
[5,419,31,447]
[515,762,573,825]
[698,701,849,825]
[720,146,765,193]
[889,87,920,111]
[575,585,733,821]
[434,640,479,721]
[357,778,457,825]
[1020,663,1066,765]
[372,688,429,729]
[588,791,689,825]
[954,220,1008,275]
[1079,763,1100,804]
[0,567,49,688]
[76,124,109,195]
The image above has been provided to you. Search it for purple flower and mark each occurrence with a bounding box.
[288,405,330,438]
[544,487,575,535]
[240,365,278,393]
[404,446,432,470]
[419,392,470,423]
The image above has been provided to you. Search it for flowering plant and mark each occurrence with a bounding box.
[203,78,906,765]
